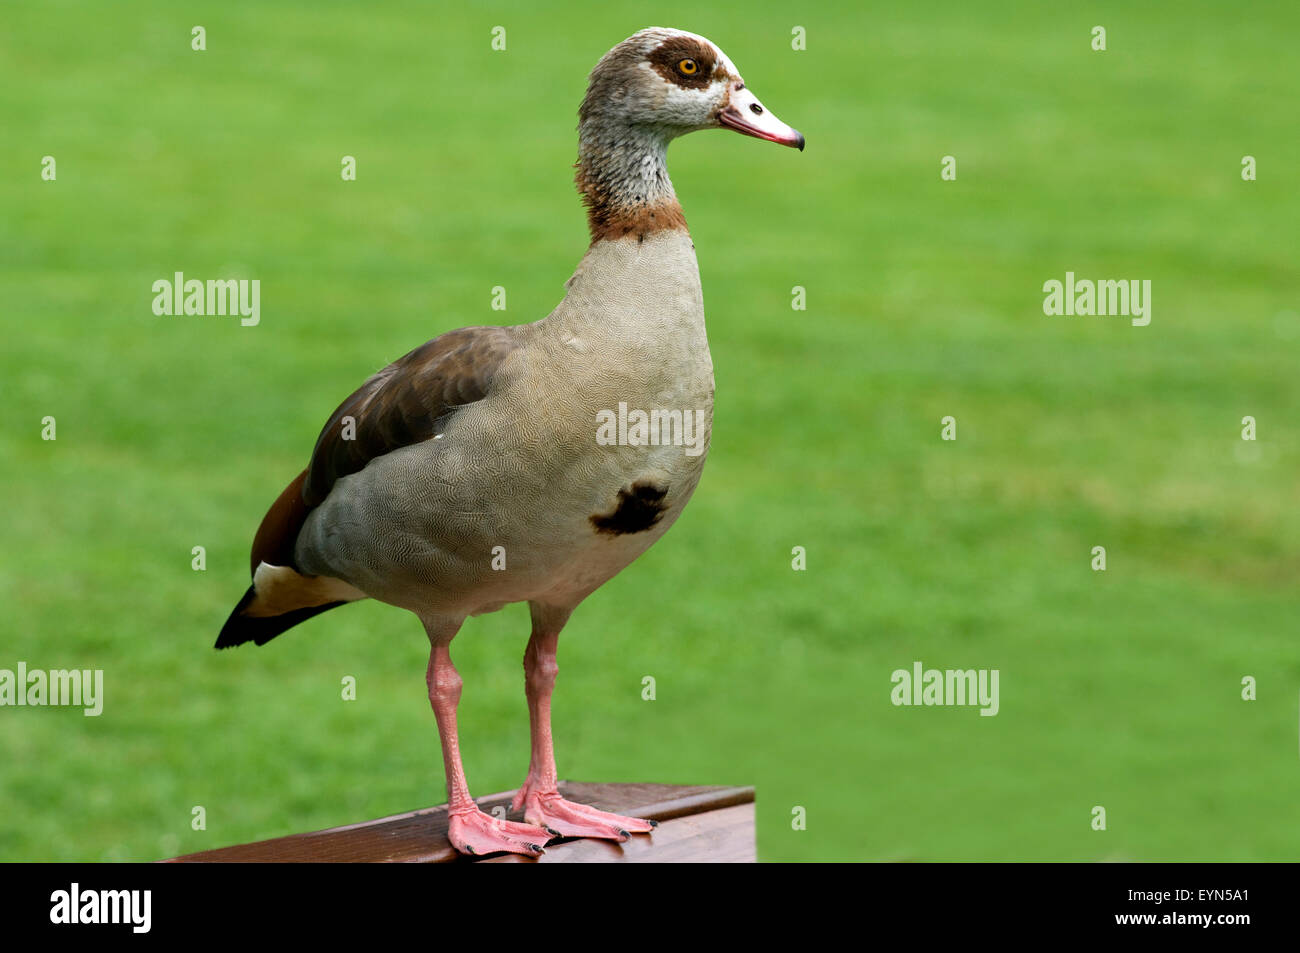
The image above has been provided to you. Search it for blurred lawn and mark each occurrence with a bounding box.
[2,0,1298,861]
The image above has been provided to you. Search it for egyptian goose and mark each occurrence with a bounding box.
[217,27,803,857]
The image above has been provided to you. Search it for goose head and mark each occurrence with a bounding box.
[576,28,804,242]
[580,27,805,152]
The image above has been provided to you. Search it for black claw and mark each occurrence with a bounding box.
[528,844,544,853]
[464,845,476,855]
[545,827,562,838]
[648,819,659,828]
[617,829,631,839]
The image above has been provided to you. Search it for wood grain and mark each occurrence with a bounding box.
[165,782,754,864]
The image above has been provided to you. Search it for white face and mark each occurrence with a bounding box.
[628,28,804,149]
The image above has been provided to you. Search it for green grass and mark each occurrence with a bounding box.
[2,0,1298,861]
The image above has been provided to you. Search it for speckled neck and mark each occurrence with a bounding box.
[575,121,688,244]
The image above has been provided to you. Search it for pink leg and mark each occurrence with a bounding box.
[509,605,657,841]
[425,639,552,857]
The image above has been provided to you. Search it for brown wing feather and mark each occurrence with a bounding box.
[250,468,311,575]
[246,325,520,575]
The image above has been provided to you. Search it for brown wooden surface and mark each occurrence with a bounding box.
[166,782,755,864]
[483,803,755,863]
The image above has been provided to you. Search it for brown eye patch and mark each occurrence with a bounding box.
[648,37,720,90]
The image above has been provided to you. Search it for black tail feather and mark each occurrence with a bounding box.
[215,585,345,649]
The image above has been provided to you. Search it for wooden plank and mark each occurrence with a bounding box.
[481,803,755,863]
[166,782,754,863]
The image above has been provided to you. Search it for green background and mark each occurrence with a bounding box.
[2,1,1297,861]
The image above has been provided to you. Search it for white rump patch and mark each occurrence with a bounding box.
[247,562,367,617]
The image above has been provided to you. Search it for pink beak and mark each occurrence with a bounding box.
[718,83,805,151]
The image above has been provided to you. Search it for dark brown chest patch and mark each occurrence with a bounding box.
[591,481,669,535]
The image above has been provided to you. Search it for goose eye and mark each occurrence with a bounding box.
[678,58,698,75]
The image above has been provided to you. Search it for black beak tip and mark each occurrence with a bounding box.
[795,132,806,152]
